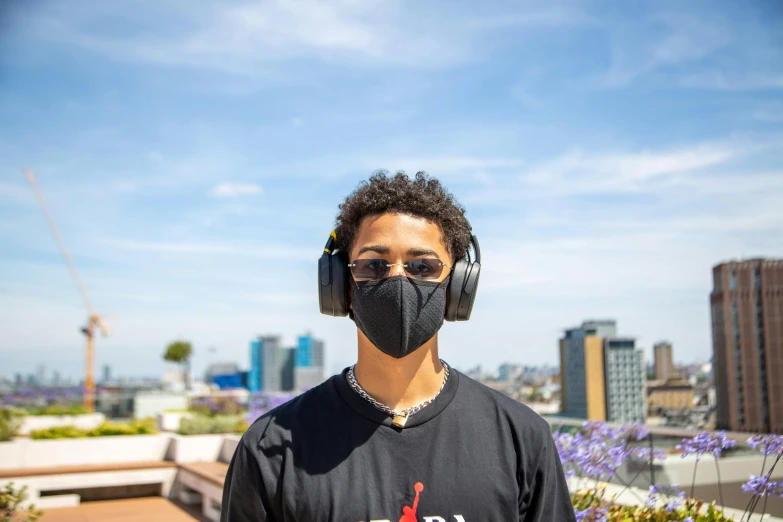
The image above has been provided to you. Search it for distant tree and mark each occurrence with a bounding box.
[164,340,193,391]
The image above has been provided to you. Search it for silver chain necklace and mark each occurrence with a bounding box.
[346,360,450,428]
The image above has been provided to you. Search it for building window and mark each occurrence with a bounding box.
[730,270,737,290]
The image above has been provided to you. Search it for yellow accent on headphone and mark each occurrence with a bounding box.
[323,230,337,254]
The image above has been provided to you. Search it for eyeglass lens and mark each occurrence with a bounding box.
[350,258,445,281]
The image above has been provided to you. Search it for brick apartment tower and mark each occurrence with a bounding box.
[711,259,783,434]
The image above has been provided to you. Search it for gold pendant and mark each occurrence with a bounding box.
[392,414,408,428]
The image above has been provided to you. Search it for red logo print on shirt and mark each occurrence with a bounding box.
[398,482,423,522]
[358,481,466,522]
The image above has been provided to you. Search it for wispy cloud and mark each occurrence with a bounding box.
[680,72,783,91]
[32,1,589,74]
[102,238,310,259]
[524,143,737,193]
[210,182,263,197]
[753,106,783,122]
[601,14,729,88]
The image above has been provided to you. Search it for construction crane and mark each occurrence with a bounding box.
[24,168,110,412]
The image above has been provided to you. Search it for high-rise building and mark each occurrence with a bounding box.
[248,336,282,393]
[294,333,325,390]
[102,365,112,384]
[711,258,783,434]
[280,347,296,391]
[653,341,677,382]
[559,320,646,423]
[604,338,646,423]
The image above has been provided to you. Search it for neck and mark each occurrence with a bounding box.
[353,331,446,412]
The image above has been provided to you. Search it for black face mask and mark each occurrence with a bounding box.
[350,275,449,359]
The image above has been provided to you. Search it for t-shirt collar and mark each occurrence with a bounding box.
[332,362,460,429]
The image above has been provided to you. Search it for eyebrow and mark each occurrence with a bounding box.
[356,245,440,257]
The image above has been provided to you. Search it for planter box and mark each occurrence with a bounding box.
[166,434,224,463]
[158,411,193,432]
[19,413,106,436]
[0,434,171,470]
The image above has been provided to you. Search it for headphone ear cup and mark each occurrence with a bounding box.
[445,258,469,322]
[318,252,349,317]
[330,253,349,317]
[318,254,332,315]
[457,262,480,321]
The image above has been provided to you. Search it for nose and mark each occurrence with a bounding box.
[388,262,406,277]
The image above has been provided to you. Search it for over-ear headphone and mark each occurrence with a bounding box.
[318,230,481,321]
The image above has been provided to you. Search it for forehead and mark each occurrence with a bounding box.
[351,213,448,256]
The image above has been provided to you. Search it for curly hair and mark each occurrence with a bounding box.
[334,170,472,262]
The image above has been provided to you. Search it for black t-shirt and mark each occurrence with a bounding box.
[221,366,576,522]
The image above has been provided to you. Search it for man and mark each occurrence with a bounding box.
[221,171,575,522]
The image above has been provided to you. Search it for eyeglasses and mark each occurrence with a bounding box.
[348,258,452,282]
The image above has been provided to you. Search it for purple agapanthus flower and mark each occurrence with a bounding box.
[574,506,608,522]
[245,392,300,424]
[677,431,736,460]
[554,422,663,482]
[646,484,685,511]
[742,475,783,498]
[624,424,649,441]
[747,435,783,457]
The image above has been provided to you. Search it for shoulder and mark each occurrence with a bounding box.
[241,377,340,449]
[455,371,553,447]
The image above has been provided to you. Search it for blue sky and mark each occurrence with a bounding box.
[1,0,782,381]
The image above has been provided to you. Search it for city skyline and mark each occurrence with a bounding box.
[2,1,782,379]
[1,341,711,385]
